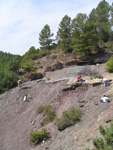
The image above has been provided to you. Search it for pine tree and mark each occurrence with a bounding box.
[39,24,53,50]
[95,0,110,42]
[71,13,87,55]
[57,15,72,53]
[110,3,113,40]
[93,122,113,150]
[110,3,113,26]
[71,13,98,55]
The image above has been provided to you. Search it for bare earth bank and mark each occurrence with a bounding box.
[0,64,113,150]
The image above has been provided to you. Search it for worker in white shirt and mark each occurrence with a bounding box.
[100,95,110,103]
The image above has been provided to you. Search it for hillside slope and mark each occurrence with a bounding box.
[0,64,113,150]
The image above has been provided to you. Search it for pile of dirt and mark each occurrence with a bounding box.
[0,63,113,150]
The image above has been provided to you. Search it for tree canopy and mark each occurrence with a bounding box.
[57,15,72,53]
[39,24,54,51]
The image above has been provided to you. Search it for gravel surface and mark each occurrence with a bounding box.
[45,64,107,82]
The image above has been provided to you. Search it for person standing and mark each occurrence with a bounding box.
[104,80,107,87]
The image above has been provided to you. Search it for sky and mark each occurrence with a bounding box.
[0,0,112,56]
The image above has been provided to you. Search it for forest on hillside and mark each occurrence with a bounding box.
[0,0,113,93]
[38,0,113,54]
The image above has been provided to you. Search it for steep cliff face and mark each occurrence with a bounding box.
[0,64,113,150]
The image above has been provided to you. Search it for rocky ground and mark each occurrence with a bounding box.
[0,63,113,150]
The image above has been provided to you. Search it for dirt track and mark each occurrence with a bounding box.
[0,64,113,150]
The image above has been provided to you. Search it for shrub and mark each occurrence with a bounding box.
[94,74,103,79]
[29,128,49,145]
[56,106,82,131]
[106,56,113,73]
[0,71,18,93]
[30,72,43,80]
[37,105,56,126]
[8,60,20,72]
[93,138,105,150]
[37,72,43,79]
[21,72,31,82]
[90,76,93,80]
[50,54,57,60]
[37,106,45,114]
[55,61,63,69]
[30,54,38,60]
[39,65,43,68]
[22,72,43,81]
[86,122,113,150]
[37,50,50,58]
[21,61,35,72]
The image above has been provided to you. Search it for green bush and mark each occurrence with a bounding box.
[8,60,20,72]
[29,128,49,145]
[94,74,103,79]
[39,64,43,68]
[0,71,18,93]
[21,72,31,82]
[85,122,113,150]
[50,54,57,59]
[37,105,56,126]
[106,56,113,73]
[30,72,43,80]
[56,106,82,131]
[21,61,35,72]
[37,50,50,58]
[22,72,43,82]
[30,54,38,60]
[37,106,45,114]
[93,138,105,150]
[37,72,43,79]
[90,76,93,80]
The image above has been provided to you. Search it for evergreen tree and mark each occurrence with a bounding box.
[71,13,88,55]
[96,0,110,42]
[85,122,113,150]
[89,8,97,22]
[110,3,113,40]
[85,20,99,54]
[110,3,113,26]
[89,9,105,53]
[89,8,97,34]
[23,46,39,61]
[93,122,113,150]
[57,15,72,53]
[8,60,20,72]
[39,24,53,50]
[71,13,98,55]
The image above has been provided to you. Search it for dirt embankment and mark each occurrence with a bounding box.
[0,63,113,150]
